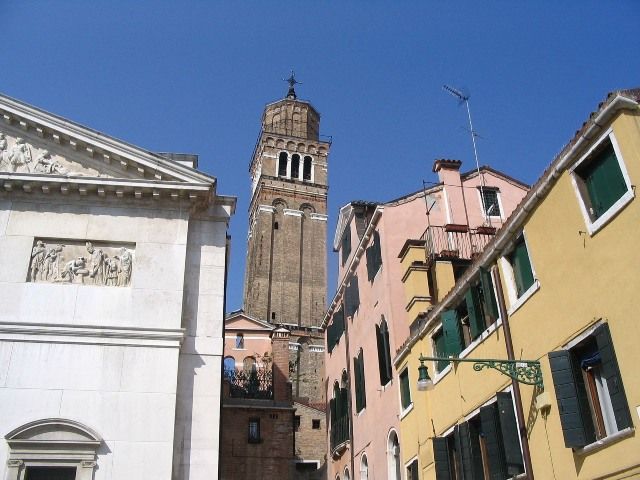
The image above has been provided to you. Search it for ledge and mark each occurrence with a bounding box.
[575,428,634,456]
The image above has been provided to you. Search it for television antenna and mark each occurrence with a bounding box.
[443,84,491,226]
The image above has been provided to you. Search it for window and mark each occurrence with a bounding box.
[480,188,501,217]
[24,467,76,480]
[433,392,524,479]
[571,131,633,233]
[278,152,288,177]
[406,459,419,480]
[344,467,351,480]
[243,356,256,373]
[549,322,632,449]
[312,419,321,429]
[344,276,360,318]
[330,376,350,450]
[303,155,312,181]
[223,356,236,378]
[360,454,369,480]
[365,230,383,281]
[291,154,300,179]
[341,225,351,266]
[504,234,536,299]
[353,348,367,412]
[399,368,411,410]
[294,415,301,431]
[248,418,261,443]
[432,328,449,373]
[235,333,244,349]
[327,306,345,354]
[388,430,402,480]
[376,317,393,385]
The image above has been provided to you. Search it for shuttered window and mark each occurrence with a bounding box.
[433,437,452,480]
[575,140,629,220]
[399,368,412,410]
[366,230,383,281]
[376,319,393,385]
[442,309,463,359]
[341,226,351,266]
[433,329,449,373]
[479,267,499,321]
[507,236,535,297]
[327,306,345,354]
[406,459,419,480]
[549,323,632,448]
[353,349,367,412]
[465,285,485,340]
[345,277,360,318]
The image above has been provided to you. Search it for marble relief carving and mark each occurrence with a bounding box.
[28,240,134,286]
[0,131,100,177]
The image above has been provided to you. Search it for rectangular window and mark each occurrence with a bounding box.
[345,276,360,318]
[432,328,449,373]
[406,459,419,480]
[235,333,244,349]
[294,415,301,431]
[327,306,345,354]
[248,418,261,443]
[571,132,633,233]
[312,419,321,429]
[506,235,535,298]
[481,188,501,217]
[366,230,383,281]
[354,349,367,412]
[399,368,412,410]
[549,323,632,449]
[376,319,393,385]
[433,392,524,479]
[341,226,352,266]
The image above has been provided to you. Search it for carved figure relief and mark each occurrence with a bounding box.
[0,130,100,177]
[27,239,134,287]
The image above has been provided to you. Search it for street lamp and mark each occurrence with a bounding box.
[416,354,543,390]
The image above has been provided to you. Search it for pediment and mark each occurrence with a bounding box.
[6,418,102,444]
[225,310,274,331]
[0,93,217,199]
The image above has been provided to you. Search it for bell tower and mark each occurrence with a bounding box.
[244,76,330,331]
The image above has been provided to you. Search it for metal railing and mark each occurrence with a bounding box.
[330,415,350,451]
[224,369,273,400]
[421,225,495,263]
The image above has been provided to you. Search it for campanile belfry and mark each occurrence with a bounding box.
[244,76,330,331]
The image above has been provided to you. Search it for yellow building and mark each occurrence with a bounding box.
[395,88,640,480]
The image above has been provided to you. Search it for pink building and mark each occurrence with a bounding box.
[323,160,529,480]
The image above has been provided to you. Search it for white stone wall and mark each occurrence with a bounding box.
[0,195,229,480]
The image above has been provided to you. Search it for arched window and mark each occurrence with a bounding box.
[376,317,392,385]
[388,430,401,480]
[360,454,369,480]
[291,154,300,179]
[344,467,351,480]
[223,356,236,377]
[278,152,288,177]
[303,156,312,181]
[243,356,257,374]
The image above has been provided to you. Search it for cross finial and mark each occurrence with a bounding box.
[283,70,301,99]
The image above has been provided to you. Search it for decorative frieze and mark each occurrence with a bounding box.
[28,239,134,287]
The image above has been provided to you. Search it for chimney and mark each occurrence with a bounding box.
[432,159,468,227]
[271,327,292,403]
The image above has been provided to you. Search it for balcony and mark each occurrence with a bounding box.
[224,369,273,400]
[330,415,350,454]
[421,224,496,265]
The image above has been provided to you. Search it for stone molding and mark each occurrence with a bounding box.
[283,208,303,217]
[310,213,328,221]
[258,205,276,213]
[0,322,185,348]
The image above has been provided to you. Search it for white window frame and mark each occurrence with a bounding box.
[398,367,413,417]
[569,129,634,235]
[478,187,504,221]
[499,232,540,315]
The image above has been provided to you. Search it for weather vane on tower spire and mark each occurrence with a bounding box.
[283,70,302,99]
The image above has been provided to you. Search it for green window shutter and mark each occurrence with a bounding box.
[353,356,362,412]
[400,369,411,410]
[329,398,336,427]
[480,267,499,320]
[548,350,594,448]
[359,350,366,410]
[345,278,360,318]
[496,392,524,476]
[339,387,349,423]
[594,323,632,430]
[442,309,463,358]
[582,143,627,218]
[455,422,483,480]
[434,331,449,372]
[433,437,452,480]
[382,322,393,383]
[342,227,351,266]
[511,238,534,296]
[373,230,382,272]
[375,324,389,385]
[366,246,374,281]
[465,286,485,340]
[479,402,507,480]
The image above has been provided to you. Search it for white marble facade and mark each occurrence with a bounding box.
[0,94,235,480]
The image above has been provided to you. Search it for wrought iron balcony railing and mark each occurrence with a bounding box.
[224,369,273,400]
[421,225,496,264]
[330,415,350,452]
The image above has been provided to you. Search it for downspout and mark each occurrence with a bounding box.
[344,313,355,479]
[491,266,535,479]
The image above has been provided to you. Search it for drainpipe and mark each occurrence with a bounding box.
[344,313,355,479]
[491,266,535,479]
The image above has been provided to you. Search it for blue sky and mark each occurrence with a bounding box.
[2,2,637,310]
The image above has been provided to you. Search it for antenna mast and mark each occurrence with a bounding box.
[442,84,490,226]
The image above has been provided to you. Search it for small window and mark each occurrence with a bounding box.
[406,459,419,480]
[327,306,345,354]
[353,348,367,412]
[341,226,352,266]
[303,156,312,181]
[505,235,535,298]
[360,454,369,480]
[399,368,411,410]
[294,415,301,431]
[291,154,300,179]
[481,188,501,217]
[312,419,321,429]
[278,152,288,177]
[274,221,279,230]
[549,323,632,449]
[344,276,360,318]
[365,230,382,281]
[376,318,392,385]
[271,312,276,320]
[572,132,633,233]
[432,328,449,373]
[248,418,261,443]
[235,333,244,349]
